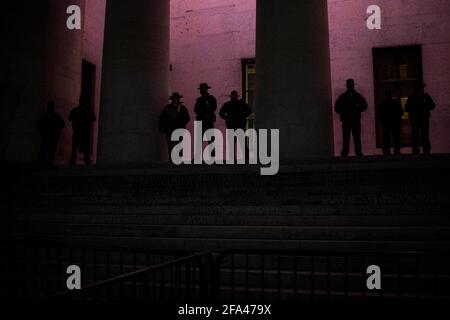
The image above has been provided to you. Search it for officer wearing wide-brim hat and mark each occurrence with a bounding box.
[194,82,217,132]
[198,83,212,90]
[169,92,183,101]
[219,90,252,130]
[160,92,191,160]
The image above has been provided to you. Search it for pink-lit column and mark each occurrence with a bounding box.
[45,0,85,164]
[255,0,334,160]
[97,0,170,165]
[1,1,85,164]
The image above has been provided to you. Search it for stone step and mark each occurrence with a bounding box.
[6,234,450,253]
[21,204,450,216]
[7,213,450,227]
[35,194,450,207]
[6,223,450,242]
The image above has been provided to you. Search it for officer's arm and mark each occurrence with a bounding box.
[211,97,218,112]
[60,116,66,129]
[334,96,342,114]
[360,95,368,112]
[219,104,227,120]
[194,99,200,115]
[244,103,252,118]
[427,94,436,111]
[184,106,191,125]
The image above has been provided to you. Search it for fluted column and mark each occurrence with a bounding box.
[98,0,170,164]
[255,0,334,160]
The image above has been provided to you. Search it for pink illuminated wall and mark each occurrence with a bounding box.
[328,0,450,155]
[43,0,85,164]
[170,0,257,141]
[82,0,106,163]
[170,0,450,156]
[50,0,106,164]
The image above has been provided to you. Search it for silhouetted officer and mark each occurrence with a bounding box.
[160,92,190,160]
[38,100,65,169]
[335,79,368,157]
[219,91,252,130]
[195,83,217,158]
[69,97,96,165]
[405,84,435,154]
[377,88,404,155]
[220,91,252,160]
[194,83,217,132]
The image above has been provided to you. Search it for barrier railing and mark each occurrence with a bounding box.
[52,252,214,301]
[0,241,188,299]
[2,244,450,301]
[213,249,450,300]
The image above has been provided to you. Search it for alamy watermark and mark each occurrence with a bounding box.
[170,121,279,176]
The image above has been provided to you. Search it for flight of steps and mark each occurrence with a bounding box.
[3,155,450,253]
[1,155,450,299]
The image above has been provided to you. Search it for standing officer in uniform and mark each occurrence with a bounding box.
[377,88,404,155]
[194,83,217,132]
[69,96,96,165]
[219,90,252,160]
[405,83,436,154]
[334,79,368,157]
[194,83,217,158]
[219,90,252,130]
[38,100,65,169]
[160,92,190,161]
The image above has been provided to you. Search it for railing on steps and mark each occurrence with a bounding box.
[51,252,214,301]
[2,245,450,301]
[213,249,450,301]
[0,240,188,299]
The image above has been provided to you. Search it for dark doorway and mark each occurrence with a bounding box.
[242,58,256,130]
[80,60,96,154]
[372,46,423,148]
[242,58,256,109]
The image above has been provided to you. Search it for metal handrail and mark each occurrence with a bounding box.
[216,249,450,261]
[51,252,214,300]
[213,249,450,301]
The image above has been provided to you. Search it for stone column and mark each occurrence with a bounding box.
[255,0,334,160]
[1,1,85,164]
[45,0,85,164]
[97,0,170,165]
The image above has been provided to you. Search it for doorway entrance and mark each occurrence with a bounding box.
[242,58,256,130]
[372,46,423,148]
[80,60,96,156]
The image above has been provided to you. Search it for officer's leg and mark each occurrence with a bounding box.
[393,121,402,155]
[353,120,363,156]
[209,125,215,158]
[411,121,420,154]
[70,131,79,164]
[39,138,48,169]
[422,118,431,154]
[341,122,351,157]
[203,122,215,159]
[47,139,58,168]
[82,131,92,164]
[382,123,391,155]
[165,132,170,158]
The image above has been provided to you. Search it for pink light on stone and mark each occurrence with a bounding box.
[170,0,450,156]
